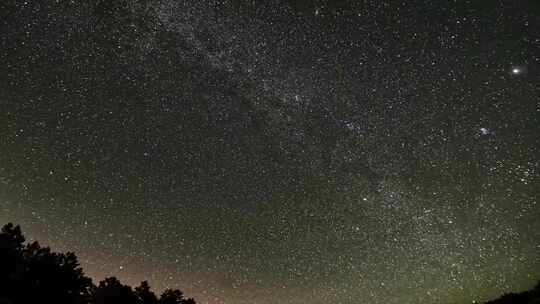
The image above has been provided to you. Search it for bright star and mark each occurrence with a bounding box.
[510,65,527,76]
[479,127,490,135]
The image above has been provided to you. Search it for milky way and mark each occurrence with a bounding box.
[1,1,539,304]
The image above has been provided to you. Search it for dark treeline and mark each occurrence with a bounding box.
[0,223,196,304]
[483,281,540,304]
[1,223,540,304]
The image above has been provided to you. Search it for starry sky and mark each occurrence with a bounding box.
[1,1,539,303]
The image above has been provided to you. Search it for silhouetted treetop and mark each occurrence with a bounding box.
[0,223,196,304]
[93,277,140,304]
[0,223,93,304]
[159,289,187,304]
[484,279,540,304]
[135,281,159,304]
[0,223,25,251]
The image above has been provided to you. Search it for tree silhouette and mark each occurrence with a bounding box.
[92,277,139,304]
[135,281,159,304]
[0,223,26,304]
[159,289,195,304]
[484,279,540,304]
[182,298,196,304]
[0,224,93,304]
[22,241,93,304]
[0,223,196,304]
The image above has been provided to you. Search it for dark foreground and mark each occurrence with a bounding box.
[1,223,539,304]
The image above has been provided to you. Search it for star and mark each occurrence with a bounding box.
[510,65,527,76]
[479,127,491,135]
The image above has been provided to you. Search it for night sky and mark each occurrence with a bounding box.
[1,1,539,303]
